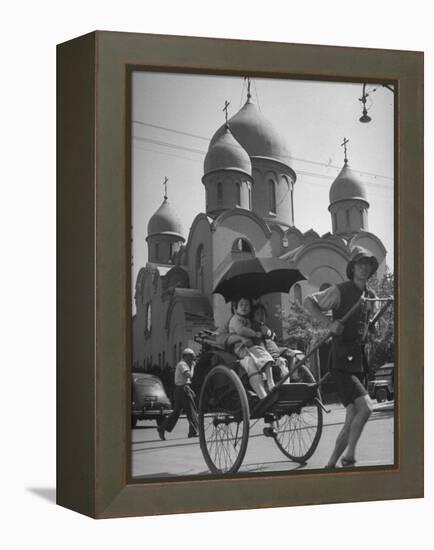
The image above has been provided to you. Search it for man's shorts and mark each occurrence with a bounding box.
[331,371,368,407]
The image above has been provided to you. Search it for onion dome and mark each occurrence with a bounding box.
[204,125,251,176]
[147,198,184,240]
[329,162,368,204]
[209,98,290,165]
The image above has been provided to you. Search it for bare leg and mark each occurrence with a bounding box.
[248,372,268,399]
[326,404,356,468]
[263,363,275,390]
[342,395,373,463]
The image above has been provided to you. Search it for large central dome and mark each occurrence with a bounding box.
[208,99,291,165]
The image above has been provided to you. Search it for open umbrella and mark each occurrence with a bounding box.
[213,257,305,302]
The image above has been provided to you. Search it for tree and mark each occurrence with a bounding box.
[366,268,395,371]
[282,300,329,351]
[282,267,394,372]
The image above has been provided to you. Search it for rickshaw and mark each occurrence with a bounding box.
[193,257,328,474]
[193,257,394,474]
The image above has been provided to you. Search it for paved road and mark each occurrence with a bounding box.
[131,401,394,478]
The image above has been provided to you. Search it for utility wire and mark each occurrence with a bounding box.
[133,121,393,183]
[134,133,393,190]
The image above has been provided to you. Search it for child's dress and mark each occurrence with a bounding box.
[228,313,273,375]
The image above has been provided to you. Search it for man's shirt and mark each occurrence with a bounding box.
[174,360,192,386]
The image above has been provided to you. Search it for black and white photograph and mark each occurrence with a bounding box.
[130,71,395,479]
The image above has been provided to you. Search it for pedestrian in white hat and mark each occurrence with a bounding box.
[157,348,198,440]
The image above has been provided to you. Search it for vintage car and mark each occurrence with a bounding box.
[131,372,172,428]
[368,362,394,402]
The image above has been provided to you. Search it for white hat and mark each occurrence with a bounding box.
[182,347,196,357]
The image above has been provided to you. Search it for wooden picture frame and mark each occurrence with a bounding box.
[57,31,423,518]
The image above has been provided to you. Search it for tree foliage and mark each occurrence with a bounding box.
[365,268,395,371]
[282,300,329,352]
[283,268,395,371]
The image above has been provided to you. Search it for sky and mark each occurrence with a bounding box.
[131,71,394,289]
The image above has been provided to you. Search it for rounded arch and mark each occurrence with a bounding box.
[267,178,277,213]
[231,237,255,254]
[293,283,302,304]
[195,244,205,292]
[213,208,272,239]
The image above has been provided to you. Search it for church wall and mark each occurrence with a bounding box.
[296,246,348,287]
[147,234,183,264]
[168,304,186,366]
[203,171,251,214]
[212,212,273,329]
[285,229,303,251]
[186,217,213,298]
[251,159,294,226]
[132,315,145,369]
[335,206,348,233]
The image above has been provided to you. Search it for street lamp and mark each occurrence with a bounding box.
[359,83,395,123]
[359,83,372,123]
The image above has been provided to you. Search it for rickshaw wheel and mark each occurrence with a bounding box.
[273,400,323,463]
[199,365,250,474]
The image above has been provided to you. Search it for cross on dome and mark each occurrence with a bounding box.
[163,176,168,200]
[341,137,350,164]
[222,100,230,125]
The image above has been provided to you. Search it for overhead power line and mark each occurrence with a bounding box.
[133,120,393,183]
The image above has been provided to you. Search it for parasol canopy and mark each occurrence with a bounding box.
[213,257,305,302]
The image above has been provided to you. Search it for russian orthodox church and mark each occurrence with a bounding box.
[132,85,387,370]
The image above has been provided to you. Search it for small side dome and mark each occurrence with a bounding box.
[204,125,251,176]
[147,198,184,239]
[209,99,291,165]
[329,163,368,204]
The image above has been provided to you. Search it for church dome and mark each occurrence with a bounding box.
[147,198,184,239]
[209,98,291,165]
[329,163,368,204]
[204,125,251,175]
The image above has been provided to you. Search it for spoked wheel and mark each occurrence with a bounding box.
[199,365,250,474]
[274,399,323,463]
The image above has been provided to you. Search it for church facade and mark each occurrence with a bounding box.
[132,91,387,371]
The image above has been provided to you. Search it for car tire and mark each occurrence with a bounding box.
[376,388,388,403]
[131,416,138,428]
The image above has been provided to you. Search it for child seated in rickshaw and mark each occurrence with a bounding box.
[250,303,306,383]
[227,297,275,399]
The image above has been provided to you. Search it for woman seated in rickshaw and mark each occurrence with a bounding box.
[227,297,275,400]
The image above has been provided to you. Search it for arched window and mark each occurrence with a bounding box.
[294,283,302,304]
[247,182,252,210]
[146,303,152,332]
[232,238,253,254]
[217,182,223,203]
[268,179,276,213]
[236,182,241,206]
[196,244,204,292]
[360,210,364,226]
[155,243,159,261]
[333,212,338,231]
